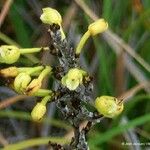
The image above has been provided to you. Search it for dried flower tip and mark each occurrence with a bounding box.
[0,45,20,64]
[88,19,108,36]
[26,79,42,95]
[61,68,86,91]
[31,103,46,122]
[26,66,52,95]
[0,67,18,77]
[40,7,62,25]
[14,73,31,94]
[95,96,123,118]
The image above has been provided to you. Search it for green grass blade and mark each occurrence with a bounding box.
[0,110,71,130]
[93,37,113,94]
[103,0,112,21]
[9,1,31,47]
[0,32,20,46]
[89,113,150,146]
[2,137,69,150]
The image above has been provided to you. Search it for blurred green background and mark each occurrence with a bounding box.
[0,0,150,150]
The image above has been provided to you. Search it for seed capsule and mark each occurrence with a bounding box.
[31,96,51,122]
[88,19,108,36]
[0,45,20,64]
[40,7,65,39]
[40,7,62,25]
[95,96,124,118]
[31,103,46,122]
[14,73,31,94]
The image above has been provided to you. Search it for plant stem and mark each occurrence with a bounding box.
[18,66,44,74]
[41,95,52,105]
[20,47,49,54]
[26,66,44,75]
[38,66,52,81]
[60,25,66,39]
[33,89,52,97]
[76,31,90,55]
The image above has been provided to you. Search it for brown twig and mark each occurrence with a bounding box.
[62,2,78,31]
[105,30,150,73]
[74,0,97,20]
[135,127,150,140]
[64,121,88,140]
[0,132,8,146]
[0,95,29,110]
[132,0,143,13]
[104,33,149,92]
[115,51,125,96]
[118,81,150,102]
[0,0,13,28]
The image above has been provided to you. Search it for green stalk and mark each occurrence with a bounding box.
[18,66,44,75]
[33,89,52,97]
[76,31,90,55]
[60,25,66,40]
[20,48,42,54]
[40,95,52,105]
[20,47,49,54]
[89,113,150,146]
[38,66,52,81]
[26,66,44,75]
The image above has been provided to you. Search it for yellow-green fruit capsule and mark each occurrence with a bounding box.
[31,103,46,122]
[88,19,108,36]
[14,73,31,94]
[40,7,62,25]
[40,7,65,39]
[95,96,123,118]
[0,45,20,64]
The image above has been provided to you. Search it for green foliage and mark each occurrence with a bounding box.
[89,113,150,146]
[9,1,31,47]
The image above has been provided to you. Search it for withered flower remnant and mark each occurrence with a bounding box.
[0,67,18,77]
[26,66,52,95]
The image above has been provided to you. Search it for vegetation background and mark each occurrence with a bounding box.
[0,0,150,149]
